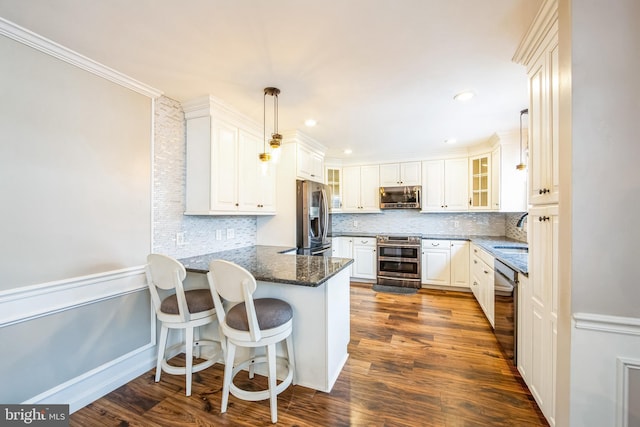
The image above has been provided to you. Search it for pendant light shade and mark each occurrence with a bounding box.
[260,87,281,163]
[516,108,529,171]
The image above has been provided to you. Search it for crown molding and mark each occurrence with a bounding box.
[0,17,162,98]
[512,0,558,66]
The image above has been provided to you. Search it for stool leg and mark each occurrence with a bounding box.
[156,324,169,383]
[185,326,194,396]
[221,341,236,414]
[248,347,256,379]
[286,334,296,385]
[267,343,278,423]
[194,326,201,359]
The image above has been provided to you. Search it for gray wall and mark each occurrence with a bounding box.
[0,33,153,403]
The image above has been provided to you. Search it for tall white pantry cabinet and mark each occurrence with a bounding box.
[513,0,559,425]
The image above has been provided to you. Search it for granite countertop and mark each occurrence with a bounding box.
[179,245,353,287]
[330,232,528,275]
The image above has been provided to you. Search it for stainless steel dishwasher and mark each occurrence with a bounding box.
[494,259,518,364]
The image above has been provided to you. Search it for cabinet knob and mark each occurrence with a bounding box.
[432,243,439,246]
[538,216,550,222]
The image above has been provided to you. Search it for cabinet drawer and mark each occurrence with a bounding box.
[471,244,494,266]
[353,237,376,246]
[422,239,450,248]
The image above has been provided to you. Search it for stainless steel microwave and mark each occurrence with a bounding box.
[379,186,421,209]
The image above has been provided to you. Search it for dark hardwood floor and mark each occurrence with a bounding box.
[70,283,548,426]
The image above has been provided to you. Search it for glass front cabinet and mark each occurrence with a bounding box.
[469,154,491,210]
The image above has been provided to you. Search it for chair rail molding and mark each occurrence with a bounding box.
[574,312,640,337]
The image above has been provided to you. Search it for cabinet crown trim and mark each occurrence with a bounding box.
[512,0,558,66]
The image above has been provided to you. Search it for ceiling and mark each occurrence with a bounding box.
[0,0,541,163]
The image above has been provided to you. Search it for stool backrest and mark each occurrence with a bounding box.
[146,254,188,322]
[207,259,260,341]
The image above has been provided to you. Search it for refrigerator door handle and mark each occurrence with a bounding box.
[321,188,329,242]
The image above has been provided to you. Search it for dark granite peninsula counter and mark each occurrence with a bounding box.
[179,245,353,393]
[179,245,352,286]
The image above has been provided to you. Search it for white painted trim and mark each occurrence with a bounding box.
[574,313,640,337]
[616,357,640,427]
[0,17,162,98]
[0,267,148,328]
[24,342,157,413]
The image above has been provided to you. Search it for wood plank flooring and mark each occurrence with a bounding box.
[70,283,547,426]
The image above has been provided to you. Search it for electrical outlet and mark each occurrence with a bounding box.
[227,228,235,239]
[216,229,223,240]
[353,220,358,228]
[454,221,460,228]
[176,232,185,246]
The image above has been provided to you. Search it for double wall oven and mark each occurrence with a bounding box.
[376,235,422,288]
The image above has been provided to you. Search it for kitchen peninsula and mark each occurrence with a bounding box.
[179,245,353,393]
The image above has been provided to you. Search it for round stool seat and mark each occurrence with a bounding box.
[226,298,293,331]
[160,289,214,315]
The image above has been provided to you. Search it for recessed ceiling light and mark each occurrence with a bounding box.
[343,149,353,155]
[453,91,475,102]
[445,138,457,144]
[304,119,317,127]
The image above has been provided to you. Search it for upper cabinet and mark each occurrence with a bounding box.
[297,143,324,183]
[421,158,469,212]
[469,153,492,210]
[526,28,559,206]
[379,161,421,186]
[490,133,528,212]
[182,95,276,215]
[325,166,343,212]
[342,165,380,212]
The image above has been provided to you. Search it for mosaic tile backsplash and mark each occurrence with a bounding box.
[332,211,527,241]
[152,96,526,257]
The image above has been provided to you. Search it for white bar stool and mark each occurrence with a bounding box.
[207,259,295,424]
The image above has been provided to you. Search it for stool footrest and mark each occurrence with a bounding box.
[160,339,220,375]
[229,355,294,402]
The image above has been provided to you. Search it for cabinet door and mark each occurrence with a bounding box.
[379,163,401,186]
[421,240,450,286]
[469,154,491,210]
[297,144,324,183]
[491,146,501,210]
[326,167,343,211]
[352,241,376,280]
[517,273,531,383]
[400,162,421,186]
[342,166,362,211]
[237,130,260,212]
[450,241,469,288]
[359,165,380,211]
[421,160,445,211]
[444,158,470,211]
[211,120,239,211]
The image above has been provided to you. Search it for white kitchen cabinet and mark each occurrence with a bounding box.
[469,153,492,210]
[351,237,376,280]
[421,240,451,286]
[450,241,470,288]
[342,165,380,212]
[527,204,558,422]
[490,137,528,212]
[297,143,324,183]
[379,162,421,186]
[517,272,531,384]
[325,166,343,212]
[526,27,559,206]
[421,240,469,288]
[333,236,354,277]
[470,244,494,327]
[421,158,469,212]
[183,96,275,215]
[513,2,558,424]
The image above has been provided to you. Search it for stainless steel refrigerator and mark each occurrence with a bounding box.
[296,180,331,256]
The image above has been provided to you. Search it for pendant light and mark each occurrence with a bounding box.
[516,108,529,171]
[260,87,281,164]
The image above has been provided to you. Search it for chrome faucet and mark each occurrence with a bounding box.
[516,212,528,229]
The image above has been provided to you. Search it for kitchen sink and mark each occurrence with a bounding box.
[493,245,528,254]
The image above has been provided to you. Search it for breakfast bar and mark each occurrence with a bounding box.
[179,246,353,393]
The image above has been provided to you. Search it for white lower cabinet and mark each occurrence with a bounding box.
[421,240,470,288]
[351,237,377,280]
[332,237,354,277]
[470,244,494,327]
